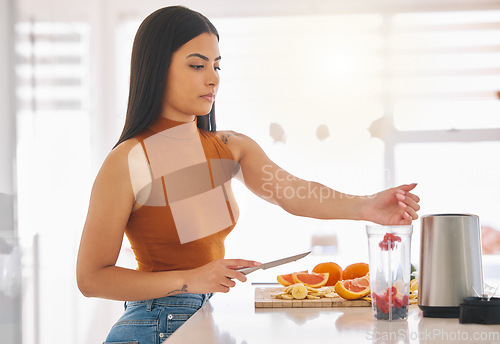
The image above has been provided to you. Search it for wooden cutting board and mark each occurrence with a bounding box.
[255,287,371,308]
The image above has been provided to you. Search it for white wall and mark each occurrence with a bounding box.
[0,0,16,211]
[0,0,21,342]
[15,0,500,20]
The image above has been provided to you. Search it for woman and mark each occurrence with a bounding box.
[76,6,420,343]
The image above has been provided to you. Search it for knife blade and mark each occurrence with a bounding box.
[236,251,311,275]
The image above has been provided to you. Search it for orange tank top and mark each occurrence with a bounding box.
[125,116,239,272]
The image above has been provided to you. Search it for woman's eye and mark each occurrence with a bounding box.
[190,65,204,70]
[215,66,221,71]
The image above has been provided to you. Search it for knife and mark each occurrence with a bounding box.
[236,251,311,275]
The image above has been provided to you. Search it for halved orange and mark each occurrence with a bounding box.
[342,262,369,280]
[334,273,370,300]
[277,271,308,286]
[292,272,329,288]
[312,262,343,286]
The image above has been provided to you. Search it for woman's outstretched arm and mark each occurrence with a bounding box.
[219,131,420,225]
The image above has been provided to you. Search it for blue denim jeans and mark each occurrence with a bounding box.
[103,293,212,344]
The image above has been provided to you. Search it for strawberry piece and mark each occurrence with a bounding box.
[403,294,409,306]
[379,233,402,251]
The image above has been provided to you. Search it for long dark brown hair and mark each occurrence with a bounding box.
[114,6,219,148]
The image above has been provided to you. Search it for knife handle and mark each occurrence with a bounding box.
[235,266,260,275]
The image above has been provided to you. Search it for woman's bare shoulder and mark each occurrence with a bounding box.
[94,138,141,184]
[106,138,141,161]
[215,130,260,162]
[215,130,258,145]
[84,138,139,224]
[215,130,254,161]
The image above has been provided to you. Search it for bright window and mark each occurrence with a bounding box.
[115,10,500,277]
[15,21,93,343]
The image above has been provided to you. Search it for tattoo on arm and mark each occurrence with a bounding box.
[167,284,188,296]
[221,132,238,144]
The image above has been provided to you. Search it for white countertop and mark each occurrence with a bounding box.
[165,281,500,344]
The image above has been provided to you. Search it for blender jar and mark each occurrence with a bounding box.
[366,225,413,321]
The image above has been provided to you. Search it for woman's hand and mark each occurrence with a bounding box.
[363,183,420,225]
[185,259,262,294]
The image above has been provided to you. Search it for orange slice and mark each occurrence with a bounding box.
[277,273,294,286]
[291,272,329,288]
[277,270,308,286]
[312,262,343,286]
[334,273,370,300]
[342,262,369,280]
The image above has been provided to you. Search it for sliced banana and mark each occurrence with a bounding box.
[409,278,418,302]
[291,283,308,300]
[306,295,321,299]
[324,292,340,298]
[271,283,342,300]
[410,279,419,293]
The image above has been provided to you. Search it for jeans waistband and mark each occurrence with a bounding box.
[126,293,213,310]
